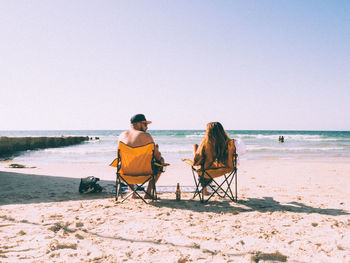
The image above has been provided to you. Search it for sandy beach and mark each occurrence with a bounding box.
[0,160,349,262]
[2,0,349,261]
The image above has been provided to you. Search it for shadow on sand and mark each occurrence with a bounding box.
[152,196,350,216]
[0,171,115,205]
[2,171,349,217]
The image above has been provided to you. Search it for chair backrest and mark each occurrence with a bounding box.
[118,142,155,176]
[201,140,237,178]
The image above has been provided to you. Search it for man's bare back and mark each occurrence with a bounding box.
[119,129,154,148]
[119,114,162,161]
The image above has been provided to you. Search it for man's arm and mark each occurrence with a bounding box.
[118,131,127,144]
[154,144,163,161]
[145,133,163,162]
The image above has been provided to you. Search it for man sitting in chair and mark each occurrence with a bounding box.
[118,114,165,199]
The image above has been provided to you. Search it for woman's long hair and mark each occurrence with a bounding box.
[200,122,230,164]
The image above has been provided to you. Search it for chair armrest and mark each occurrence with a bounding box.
[109,158,119,167]
[154,162,170,167]
[182,158,194,166]
[182,158,203,173]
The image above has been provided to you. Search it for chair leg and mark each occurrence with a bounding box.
[221,174,235,202]
[235,171,237,201]
[122,184,144,203]
[115,174,120,201]
[151,175,156,202]
[222,171,237,202]
[192,170,201,199]
[223,173,235,200]
[193,168,238,203]
[203,173,236,202]
[117,175,154,204]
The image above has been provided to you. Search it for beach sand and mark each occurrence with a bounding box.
[0,160,349,262]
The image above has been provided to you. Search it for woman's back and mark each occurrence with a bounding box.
[195,139,236,170]
[193,122,236,170]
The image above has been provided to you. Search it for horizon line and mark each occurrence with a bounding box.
[1,129,350,132]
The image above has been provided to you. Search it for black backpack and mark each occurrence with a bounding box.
[79,176,102,194]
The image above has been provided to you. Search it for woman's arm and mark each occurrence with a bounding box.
[193,144,204,166]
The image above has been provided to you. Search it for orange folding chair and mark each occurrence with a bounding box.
[183,140,238,203]
[110,142,168,203]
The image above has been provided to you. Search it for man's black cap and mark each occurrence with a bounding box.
[130,114,152,124]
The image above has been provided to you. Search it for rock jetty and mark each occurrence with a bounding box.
[0,136,89,158]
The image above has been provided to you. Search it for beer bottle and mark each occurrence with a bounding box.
[176,183,181,201]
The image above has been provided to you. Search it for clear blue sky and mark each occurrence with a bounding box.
[1,1,349,130]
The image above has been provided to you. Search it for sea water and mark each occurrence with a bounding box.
[1,130,350,165]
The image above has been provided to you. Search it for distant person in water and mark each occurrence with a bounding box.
[192,122,245,195]
[118,114,165,199]
[278,136,285,143]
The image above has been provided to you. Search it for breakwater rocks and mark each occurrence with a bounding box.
[0,136,89,158]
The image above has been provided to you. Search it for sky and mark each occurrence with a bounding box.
[0,0,349,131]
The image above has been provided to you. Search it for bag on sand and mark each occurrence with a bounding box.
[79,176,103,194]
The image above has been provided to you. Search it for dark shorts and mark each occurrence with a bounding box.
[153,159,165,173]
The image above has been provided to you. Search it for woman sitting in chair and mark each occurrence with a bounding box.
[193,122,236,196]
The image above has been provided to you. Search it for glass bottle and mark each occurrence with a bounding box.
[176,183,181,201]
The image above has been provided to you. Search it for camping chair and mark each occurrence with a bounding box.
[183,141,238,203]
[110,142,168,204]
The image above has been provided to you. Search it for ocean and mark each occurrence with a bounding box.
[1,130,350,165]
